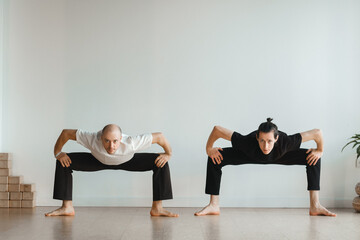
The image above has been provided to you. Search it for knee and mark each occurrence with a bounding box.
[55,159,72,172]
[55,160,63,168]
[307,158,321,167]
[154,161,169,171]
[207,157,215,166]
[207,156,223,169]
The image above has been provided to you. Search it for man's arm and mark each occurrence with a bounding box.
[300,129,323,166]
[54,129,77,167]
[206,126,234,165]
[152,132,172,168]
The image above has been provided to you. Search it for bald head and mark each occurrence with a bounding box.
[102,124,122,136]
[101,124,122,154]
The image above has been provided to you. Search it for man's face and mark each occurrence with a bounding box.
[101,130,122,154]
[256,131,278,155]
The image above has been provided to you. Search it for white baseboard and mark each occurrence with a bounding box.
[38,196,355,208]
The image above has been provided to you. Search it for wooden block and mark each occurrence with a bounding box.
[0,192,9,200]
[8,176,23,184]
[10,192,22,200]
[21,200,36,208]
[21,184,35,192]
[0,160,11,169]
[9,200,21,208]
[0,184,8,192]
[0,153,11,160]
[0,168,11,176]
[0,200,9,208]
[0,176,8,184]
[22,192,35,200]
[8,184,20,192]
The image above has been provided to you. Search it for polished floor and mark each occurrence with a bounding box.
[0,207,359,240]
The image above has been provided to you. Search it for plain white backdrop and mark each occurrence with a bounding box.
[1,0,359,207]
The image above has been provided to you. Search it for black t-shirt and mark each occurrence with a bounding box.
[231,131,302,162]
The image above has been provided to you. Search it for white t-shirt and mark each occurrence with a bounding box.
[76,129,153,165]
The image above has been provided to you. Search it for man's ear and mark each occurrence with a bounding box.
[274,135,279,142]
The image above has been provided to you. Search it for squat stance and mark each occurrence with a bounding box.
[195,118,336,217]
[46,124,178,217]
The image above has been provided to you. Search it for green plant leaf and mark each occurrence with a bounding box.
[350,134,360,138]
[342,140,357,151]
[352,142,360,149]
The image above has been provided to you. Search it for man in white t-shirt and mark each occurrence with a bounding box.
[45,124,178,217]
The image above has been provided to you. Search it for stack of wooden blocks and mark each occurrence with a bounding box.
[0,153,36,208]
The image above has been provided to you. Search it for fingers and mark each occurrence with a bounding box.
[58,155,71,168]
[208,147,224,164]
[215,157,219,164]
[155,155,168,168]
[64,156,71,167]
[63,158,71,167]
[306,149,321,166]
[60,159,69,167]
[212,154,220,164]
[306,149,313,161]
[307,154,319,166]
[155,156,161,167]
[311,158,319,166]
[217,148,223,161]
[59,159,65,167]
[210,152,223,164]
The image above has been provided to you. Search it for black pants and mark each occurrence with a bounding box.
[205,148,321,195]
[53,153,173,201]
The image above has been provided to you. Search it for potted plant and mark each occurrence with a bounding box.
[342,134,360,165]
[342,134,360,212]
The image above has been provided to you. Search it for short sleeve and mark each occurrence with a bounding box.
[130,133,153,152]
[231,131,246,151]
[282,133,302,152]
[76,129,97,150]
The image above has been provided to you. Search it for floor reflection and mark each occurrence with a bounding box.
[52,216,74,240]
[201,215,220,239]
[150,217,167,239]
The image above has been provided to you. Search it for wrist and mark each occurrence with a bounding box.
[55,151,63,158]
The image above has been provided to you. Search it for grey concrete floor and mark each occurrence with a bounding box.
[0,207,359,240]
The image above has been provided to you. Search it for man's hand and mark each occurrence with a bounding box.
[155,153,171,168]
[56,152,72,167]
[207,147,223,165]
[306,148,323,166]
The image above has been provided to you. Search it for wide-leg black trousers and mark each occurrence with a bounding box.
[205,148,321,195]
[53,153,173,201]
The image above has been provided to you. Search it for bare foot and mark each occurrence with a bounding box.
[194,204,220,216]
[45,206,75,217]
[150,208,179,217]
[309,205,336,217]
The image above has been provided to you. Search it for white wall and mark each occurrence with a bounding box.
[1,0,360,207]
[0,0,5,150]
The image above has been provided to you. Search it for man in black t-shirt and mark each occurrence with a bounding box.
[195,118,336,217]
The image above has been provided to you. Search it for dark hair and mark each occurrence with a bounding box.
[257,118,279,138]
